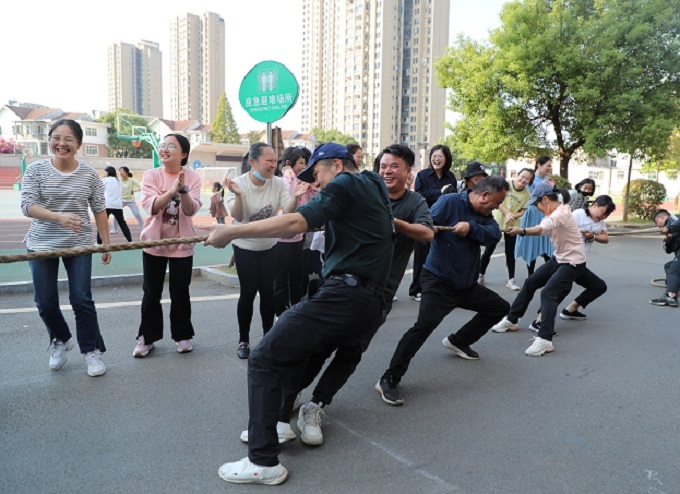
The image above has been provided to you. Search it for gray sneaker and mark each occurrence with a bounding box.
[297,402,324,446]
[49,338,74,370]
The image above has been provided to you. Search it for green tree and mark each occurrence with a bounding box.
[311,128,356,146]
[97,109,153,159]
[210,92,240,144]
[436,0,680,179]
[247,130,263,145]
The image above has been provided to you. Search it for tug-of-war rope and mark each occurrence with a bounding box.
[0,226,662,266]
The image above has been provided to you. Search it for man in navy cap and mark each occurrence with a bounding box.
[491,183,607,356]
[204,142,394,485]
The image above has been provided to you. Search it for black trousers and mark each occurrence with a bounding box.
[665,252,680,293]
[247,279,385,466]
[273,240,305,317]
[386,269,509,381]
[138,252,194,343]
[507,257,607,340]
[233,245,277,343]
[97,208,131,243]
[409,241,430,296]
[480,232,517,279]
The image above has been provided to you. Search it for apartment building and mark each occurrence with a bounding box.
[169,11,225,124]
[300,0,449,157]
[107,40,163,117]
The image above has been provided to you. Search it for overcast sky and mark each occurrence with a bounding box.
[1,0,506,132]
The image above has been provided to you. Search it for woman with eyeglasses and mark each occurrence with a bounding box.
[20,119,110,377]
[96,166,132,243]
[132,134,202,358]
[224,142,308,359]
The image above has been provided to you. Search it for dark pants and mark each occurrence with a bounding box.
[97,208,132,243]
[664,253,680,293]
[29,253,105,354]
[273,240,305,317]
[507,257,607,340]
[301,248,323,294]
[247,279,385,466]
[233,245,277,343]
[409,241,430,296]
[528,254,551,276]
[386,269,509,380]
[138,252,194,343]
[480,232,517,278]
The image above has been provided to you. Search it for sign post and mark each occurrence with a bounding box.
[239,60,299,145]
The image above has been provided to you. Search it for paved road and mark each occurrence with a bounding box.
[1,235,678,493]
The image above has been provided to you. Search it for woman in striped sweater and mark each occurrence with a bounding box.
[20,119,110,377]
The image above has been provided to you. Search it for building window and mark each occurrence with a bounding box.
[85,145,98,156]
[616,170,625,181]
[85,127,97,137]
[588,171,603,180]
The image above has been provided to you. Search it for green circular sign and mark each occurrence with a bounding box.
[239,60,299,123]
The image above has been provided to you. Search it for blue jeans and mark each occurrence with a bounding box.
[29,253,105,354]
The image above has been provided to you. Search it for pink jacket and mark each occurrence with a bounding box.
[140,167,202,257]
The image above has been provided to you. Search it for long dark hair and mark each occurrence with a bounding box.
[104,166,118,179]
[213,182,224,198]
[429,144,453,172]
[119,166,132,178]
[535,155,552,170]
[49,119,83,144]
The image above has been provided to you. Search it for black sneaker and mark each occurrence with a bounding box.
[649,293,679,307]
[560,309,587,320]
[237,342,250,359]
[528,319,541,332]
[375,375,404,406]
[442,336,480,360]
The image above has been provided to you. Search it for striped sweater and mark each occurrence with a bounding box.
[21,159,106,252]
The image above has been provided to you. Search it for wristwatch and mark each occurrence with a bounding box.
[178,185,189,194]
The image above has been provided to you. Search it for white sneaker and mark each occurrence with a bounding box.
[411,293,421,302]
[297,402,324,446]
[393,294,398,302]
[218,457,288,485]
[240,421,297,444]
[49,338,74,370]
[525,337,554,357]
[492,316,519,333]
[478,274,485,285]
[84,350,106,376]
[506,279,520,291]
[293,392,302,412]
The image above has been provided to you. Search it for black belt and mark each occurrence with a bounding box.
[330,274,383,296]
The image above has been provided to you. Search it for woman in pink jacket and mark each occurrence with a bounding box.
[133,134,202,357]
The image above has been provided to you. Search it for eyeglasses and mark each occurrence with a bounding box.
[158,143,177,150]
[49,135,77,143]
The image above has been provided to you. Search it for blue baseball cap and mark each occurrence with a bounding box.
[530,182,556,205]
[297,142,355,183]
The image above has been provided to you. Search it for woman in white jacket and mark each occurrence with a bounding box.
[97,166,132,243]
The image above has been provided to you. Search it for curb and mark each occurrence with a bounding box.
[0,265,239,295]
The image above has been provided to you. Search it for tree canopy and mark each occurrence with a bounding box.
[211,93,240,144]
[436,0,680,178]
[311,128,357,146]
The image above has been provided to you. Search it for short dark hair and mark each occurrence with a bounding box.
[164,133,191,166]
[346,143,362,155]
[377,144,416,168]
[429,144,453,172]
[49,119,83,144]
[517,168,535,186]
[654,209,671,222]
[472,175,509,195]
[575,178,596,194]
[281,146,304,167]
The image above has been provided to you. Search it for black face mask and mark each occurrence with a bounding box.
[581,190,594,197]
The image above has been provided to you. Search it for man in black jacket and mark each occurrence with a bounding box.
[650,209,680,307]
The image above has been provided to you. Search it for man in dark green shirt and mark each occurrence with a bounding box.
[204,142,394,486]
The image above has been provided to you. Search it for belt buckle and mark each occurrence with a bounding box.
[343,275,359,287]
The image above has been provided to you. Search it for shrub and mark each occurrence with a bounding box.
[624,179,666,220]
[549,174,572,189]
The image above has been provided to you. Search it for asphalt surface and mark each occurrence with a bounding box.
[1,235,679,494]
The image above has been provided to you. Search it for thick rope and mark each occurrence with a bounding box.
[0,236,208,264]
[0,225,664,264]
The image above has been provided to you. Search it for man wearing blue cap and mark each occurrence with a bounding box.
[491,183,607,356]
[204,142,394,485]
